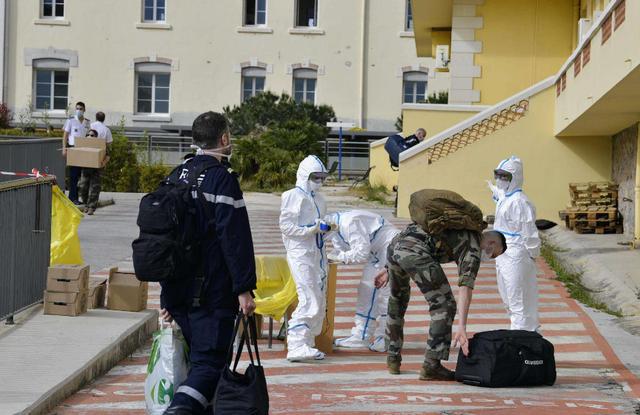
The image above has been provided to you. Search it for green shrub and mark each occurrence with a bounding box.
[223,92,335,136]
[102,132,139,192]
[231,119,326,191]
[139,164,172,193]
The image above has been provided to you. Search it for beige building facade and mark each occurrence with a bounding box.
[1,0,451,131]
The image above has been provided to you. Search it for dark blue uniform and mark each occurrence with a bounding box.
[161,155,256,414]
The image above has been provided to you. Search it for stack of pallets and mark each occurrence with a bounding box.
[562,182,622,234]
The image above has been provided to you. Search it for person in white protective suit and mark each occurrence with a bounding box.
[280,155,331,362]
[489,156,541,332]
[324,210,399,352]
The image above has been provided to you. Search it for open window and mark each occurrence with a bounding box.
[295,0,318,27]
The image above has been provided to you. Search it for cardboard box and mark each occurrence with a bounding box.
[67,147,105,168]
[75,137,107,151]
[47,264,90,292]
[43,290,88,316]
[107,269,148,312]
[88,275,108,309]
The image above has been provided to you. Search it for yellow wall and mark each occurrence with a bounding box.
[397,87,612,221]
[369,142,399,189]
[474,0,575,105]
[369,106,479,190]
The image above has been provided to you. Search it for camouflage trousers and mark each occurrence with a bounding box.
[79,168,101,209]
[386,244,457,362]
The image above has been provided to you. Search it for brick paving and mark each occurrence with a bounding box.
[50,208,640,414]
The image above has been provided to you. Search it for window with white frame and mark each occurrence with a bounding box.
[135,63,171,114]
[33,59,69,111]
[402,71,428,103]
[242,67,266,102]
[295,0,318,27]
[405,0,413,31]
[41,0,64,18]
[244,0,267,26]
[292,68,317,104]
[143,0,166,22]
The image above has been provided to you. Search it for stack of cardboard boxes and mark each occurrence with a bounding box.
[44,265,90,316]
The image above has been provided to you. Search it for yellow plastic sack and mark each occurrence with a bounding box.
[254,255,298,321]
[50,185,84,265]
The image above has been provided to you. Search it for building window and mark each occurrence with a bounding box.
[295,0,318,27]
[292,68,317,104]
[33,59,69,110]
[402,71,428,103]
[405,0,413,31]
[244,0,267,26]
[41,0,64,18]
[242,67,266,102]
[135,63,170,114]
[143,0,166,22]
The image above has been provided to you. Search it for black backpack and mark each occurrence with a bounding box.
[455,329,556,387]
[132,160,219,282]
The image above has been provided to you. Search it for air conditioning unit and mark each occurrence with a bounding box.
[435,45,450,69]
[578,18,592,43]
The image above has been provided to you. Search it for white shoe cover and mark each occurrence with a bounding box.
[287,345,325,362]
[368,336,387,352]
[334,335,369,348]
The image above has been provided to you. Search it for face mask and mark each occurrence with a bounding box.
[480,248,493,262]
[309,181,323,192]
[191,144,233,161]
[496,178,510,191]
[76,110,84,118]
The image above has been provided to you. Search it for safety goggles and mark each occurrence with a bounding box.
[309,172,328,183]
[493,169,512,181]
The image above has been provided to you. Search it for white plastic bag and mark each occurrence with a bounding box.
[145,325,190,415]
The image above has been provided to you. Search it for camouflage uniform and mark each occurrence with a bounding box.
[386,223,481,363]
[79,168,101,209]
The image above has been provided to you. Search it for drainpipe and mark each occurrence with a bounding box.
[635,124,640,248]
[0,0,6,103]
[358,0,368,128]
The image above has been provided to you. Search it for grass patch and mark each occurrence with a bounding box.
[350,180,393,206]
[541,242,622,317]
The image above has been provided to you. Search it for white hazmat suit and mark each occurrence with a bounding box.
[325,210,399,352]
[280,155,329,361]
[490,156,541,332]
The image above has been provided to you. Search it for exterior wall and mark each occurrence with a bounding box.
[368,104,482,190]
[397,87,612,221]
[369,140,399,189]
[473,0,575,105]
[6,0,434,131]
[612,123,637,237]
[0,0,6,102]
[555,0,640,137]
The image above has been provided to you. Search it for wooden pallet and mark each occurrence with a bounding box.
[565,206,618,220]
[569,182,618,208]
[568,218,618,229]
[574,224,623,234]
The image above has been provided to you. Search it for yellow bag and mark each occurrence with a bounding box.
[254,255,298,321]
[50,185,84,265]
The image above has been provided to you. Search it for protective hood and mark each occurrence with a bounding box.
[495,156,524,196]
[296,155,327,192]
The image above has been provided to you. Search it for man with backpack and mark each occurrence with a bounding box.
[144,112,257,415]
[375,189,507,381]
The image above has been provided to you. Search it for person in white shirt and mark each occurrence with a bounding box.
[90,111,113,144]
[62,101,91,204]
[79,111,112,215]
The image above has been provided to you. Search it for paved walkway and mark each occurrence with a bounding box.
[50,199,640,414]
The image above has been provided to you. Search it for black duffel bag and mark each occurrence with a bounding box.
[213,313,269,414]
[455,329,556,387]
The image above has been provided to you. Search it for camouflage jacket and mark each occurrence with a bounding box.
[392,223,482,289]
